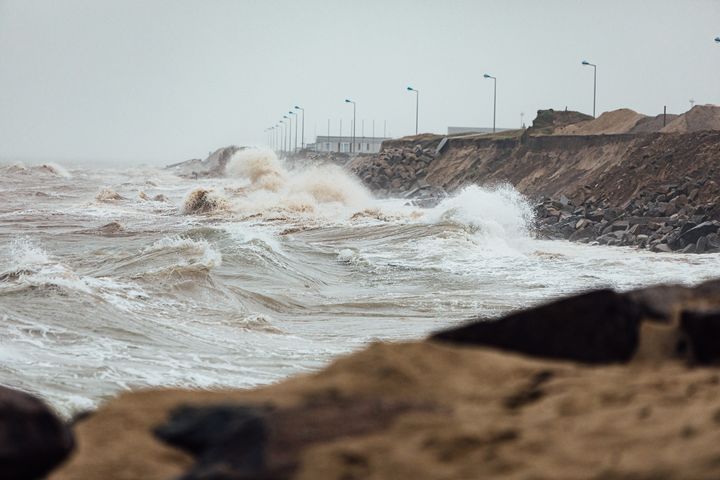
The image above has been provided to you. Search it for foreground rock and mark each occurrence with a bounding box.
[155,398,434,480]
[49,279,720,480]
[0,386,74,479]
[432,289,642,364]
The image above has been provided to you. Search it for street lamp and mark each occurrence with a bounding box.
[284,114,293,154]
[345,99,356,153]
[278,120,285,152]
[288,111,298,153]
[581,60,597,118]
[283,115,292,153]
[406,86,419,135]
[483,74,497,133]
[294,106,305,150]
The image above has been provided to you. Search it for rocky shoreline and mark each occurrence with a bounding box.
[348,108,720,254]
[535,188,720,253]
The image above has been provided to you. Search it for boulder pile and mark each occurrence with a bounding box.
[536,180,720,253]
[350,144,446,204]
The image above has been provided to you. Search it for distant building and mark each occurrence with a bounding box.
[310,136,390,154]
[447,126,512,135]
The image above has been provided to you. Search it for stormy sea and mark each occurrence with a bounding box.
[1,149,718,416]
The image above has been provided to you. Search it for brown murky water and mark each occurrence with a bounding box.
[1,151,718,416]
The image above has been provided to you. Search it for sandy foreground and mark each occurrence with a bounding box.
[51,294,720,480]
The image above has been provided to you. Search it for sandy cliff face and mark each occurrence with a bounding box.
[352,107,720,210]
[350,113,720,252]
[355,131,720,208]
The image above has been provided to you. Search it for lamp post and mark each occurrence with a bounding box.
[406,86,419,135]
[289,111,298,153]
[279,120,286,153]
[284,118,290,154]
[284,114,293,154]
[483,74,497,133]
[344,99,356,153]
[581,60,597,118]
[294,106,305,150]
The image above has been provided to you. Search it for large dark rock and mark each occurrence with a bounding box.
[0,386,74,479]
[431,290,642,364]
[680,309,720,364]
[156,397,433,480]
[680,221,720,245]
[156,405,267,479]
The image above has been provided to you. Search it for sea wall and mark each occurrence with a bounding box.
[349,130,720,252]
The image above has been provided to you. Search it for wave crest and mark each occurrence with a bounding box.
[139,236,222,274]
[96,187,126,202]
[424,184,535,253]
[182,188,228,214]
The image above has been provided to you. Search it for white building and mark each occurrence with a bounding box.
[310,136,390,154]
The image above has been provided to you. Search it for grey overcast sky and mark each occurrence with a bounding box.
[1,0,719,164]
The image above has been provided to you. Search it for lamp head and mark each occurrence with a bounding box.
[715,37,720,43]
[345,98,353,103]
[294,105,301,109]
[406,86,414,91]
[581,60,590,65]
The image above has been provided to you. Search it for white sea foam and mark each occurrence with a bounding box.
[0,238,147,308]
[0,162,72,178]
[423,184,535,254]
[223,148,372,217]
[95,187,126,202]
[39,162,72,178]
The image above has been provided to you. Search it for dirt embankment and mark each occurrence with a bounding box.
[350,109,720,253]
[40,279,720,480]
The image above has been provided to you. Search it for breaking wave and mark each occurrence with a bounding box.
[96,187,126,202]
[0,162,72,178]
[39,162,72,178]
[137,236,222,275]
[0,238,146,306]
[182,188,228,214]
[222,148,372,215]
[423,184,535,252]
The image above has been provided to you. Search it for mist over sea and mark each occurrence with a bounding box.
[1,149,718,416]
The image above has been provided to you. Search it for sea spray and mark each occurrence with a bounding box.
[225,148,286,191]
[425,184,535,252]
[0,161,72,178]
[182,188,228,214]
[39,163,72,178]
[222,147,372,216]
